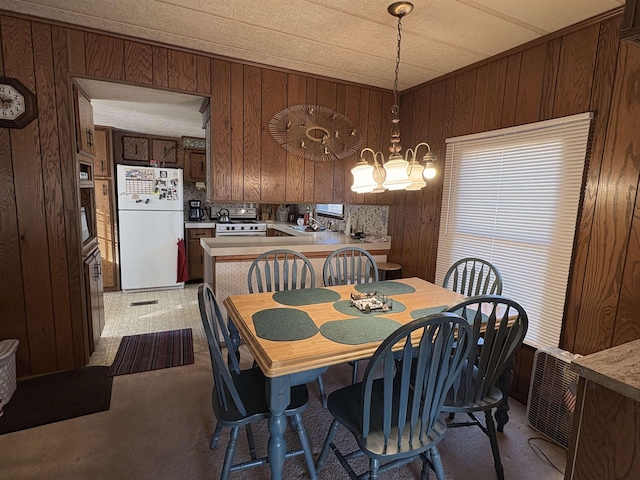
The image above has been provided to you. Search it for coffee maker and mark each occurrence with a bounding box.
[188,200,205,221]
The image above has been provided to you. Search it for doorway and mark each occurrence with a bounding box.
[75,78,209,366]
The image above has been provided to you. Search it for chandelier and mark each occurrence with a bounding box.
[351,2,436,194]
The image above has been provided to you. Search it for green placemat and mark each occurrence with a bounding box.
[272,288,341,306]
[410,305,489,323]
[333,299,406,317]
[410,305,447,319]
[354,281,416,295]
[320,317,402,345]
[252,308,319,341]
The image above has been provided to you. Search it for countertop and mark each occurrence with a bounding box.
[571,338,640,403]
[201,225,390,256]
[185,221,217,228]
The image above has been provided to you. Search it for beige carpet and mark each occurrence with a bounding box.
[0,348,566,480]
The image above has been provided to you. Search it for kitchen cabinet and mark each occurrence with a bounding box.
[95,178,118,291]
[184,149,206,182]
[93,128,110,177]
[74,86,95,157]
[152,139,178,165]
[84,247,105,355]
[122,136,149,162]
[267,228,293,237]
[187,227,214,281]
[622,0,640,46]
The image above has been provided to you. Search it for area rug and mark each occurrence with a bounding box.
[107,328,194,376]
[0,367,112,435]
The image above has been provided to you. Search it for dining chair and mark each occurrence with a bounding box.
[442,257,503,296]
[322,246,379,287]
[316,313,474,480]
[197,283,318,480]
[247,249,328,408]
[442,295,528,480]
[323,246,380,384]
[248,249,315,293]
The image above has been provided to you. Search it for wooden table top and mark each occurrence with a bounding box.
[223,277,466,378]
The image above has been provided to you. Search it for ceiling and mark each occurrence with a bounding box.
[0,1,624,138]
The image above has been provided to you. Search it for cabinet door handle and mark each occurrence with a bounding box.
[200,162,204,172]
[103,183,107,195]
[86,129,93,147]
[134,144,138,155]
[101,160,105,172]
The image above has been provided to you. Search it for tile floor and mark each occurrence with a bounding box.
[88,284,208,367]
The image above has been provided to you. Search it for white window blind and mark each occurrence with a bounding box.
[436,112,593,348]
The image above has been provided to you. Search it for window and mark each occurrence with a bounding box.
[436,112,592,348]
[316,203,344,219]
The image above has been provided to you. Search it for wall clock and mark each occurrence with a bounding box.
[0,76,37,129]
[268,104,362,162]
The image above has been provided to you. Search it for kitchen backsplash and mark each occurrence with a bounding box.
[184,181,389,235]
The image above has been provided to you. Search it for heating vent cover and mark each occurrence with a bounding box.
[526,346,581,448]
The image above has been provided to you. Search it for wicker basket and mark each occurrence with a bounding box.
[0,339,19,407]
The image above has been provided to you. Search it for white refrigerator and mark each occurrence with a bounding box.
[116,165,185,291]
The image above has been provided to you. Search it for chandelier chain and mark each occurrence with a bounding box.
[392,17,403,114]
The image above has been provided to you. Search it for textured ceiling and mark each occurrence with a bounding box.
[0,0,623,138]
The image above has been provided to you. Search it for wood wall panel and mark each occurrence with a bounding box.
[614,201,640,346]
[260,69,287,202]
[243,65,262,202]
[0,35,30,375]
[452,69,476,136]
[152,46,168,87]
[342,85,361,206]
[539,38,562,120]
[230,63,244,200]
[562,16,621,352]
[515,44,546,125]
[285,74,306,202]
[361,89,382,206]
[303,77,317,204]
[1,16,57,374]
[53,26,86,369]
[124,41,153,85]
[168,50,197,92]
[501,53,522,128]
[84,33,124,80]
[66,29,85,75]
[332,83,346,203]
[314,80,337,203]
[571,42,640,355]
[196,55,211,95]
[484,58,508,131]
[211,59,231,200]
[33,22,74,371]
[553,24,600,118]
[471,64,489,133]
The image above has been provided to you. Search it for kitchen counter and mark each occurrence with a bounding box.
[570,338,640,403]
[185,221,217,229]
[201,225,390,256]
[565,339,640,480]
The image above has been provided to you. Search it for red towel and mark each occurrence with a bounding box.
[177,239,189,282]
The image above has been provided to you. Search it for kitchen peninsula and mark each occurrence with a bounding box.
[201,224,391,313]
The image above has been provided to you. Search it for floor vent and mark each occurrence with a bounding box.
[129,300,158,307]
[526,346,581,449]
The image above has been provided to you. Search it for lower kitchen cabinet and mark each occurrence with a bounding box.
[84,248,105,355]
[187,228,214,281]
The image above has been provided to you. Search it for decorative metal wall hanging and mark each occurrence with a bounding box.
[268,104,362,162]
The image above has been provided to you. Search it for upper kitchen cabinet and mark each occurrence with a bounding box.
[113,129,181,167]
[152,139,178,165]
[122,135,149,162]
[182,136,206,182]
[94,127,111,177]
[74,85,96,157]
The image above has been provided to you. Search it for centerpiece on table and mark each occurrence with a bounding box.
[350,291,393,314]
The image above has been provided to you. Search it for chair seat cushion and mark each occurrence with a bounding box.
[327,379,447,459]
[214,367,309,425]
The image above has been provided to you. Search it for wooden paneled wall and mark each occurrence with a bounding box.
[2,8,639,380]
[392,12,640,368]
[208,62,392,204]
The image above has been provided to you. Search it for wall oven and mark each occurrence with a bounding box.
[214,207,267,237]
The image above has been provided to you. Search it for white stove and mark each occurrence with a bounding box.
[215,207,267,237]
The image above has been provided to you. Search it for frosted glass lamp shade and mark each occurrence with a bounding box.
[382,156,411,191]
[351,162,376,193]
[423,162,437,180]
[405,161,426,190]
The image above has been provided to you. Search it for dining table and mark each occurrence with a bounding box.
[223,277,506,479]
